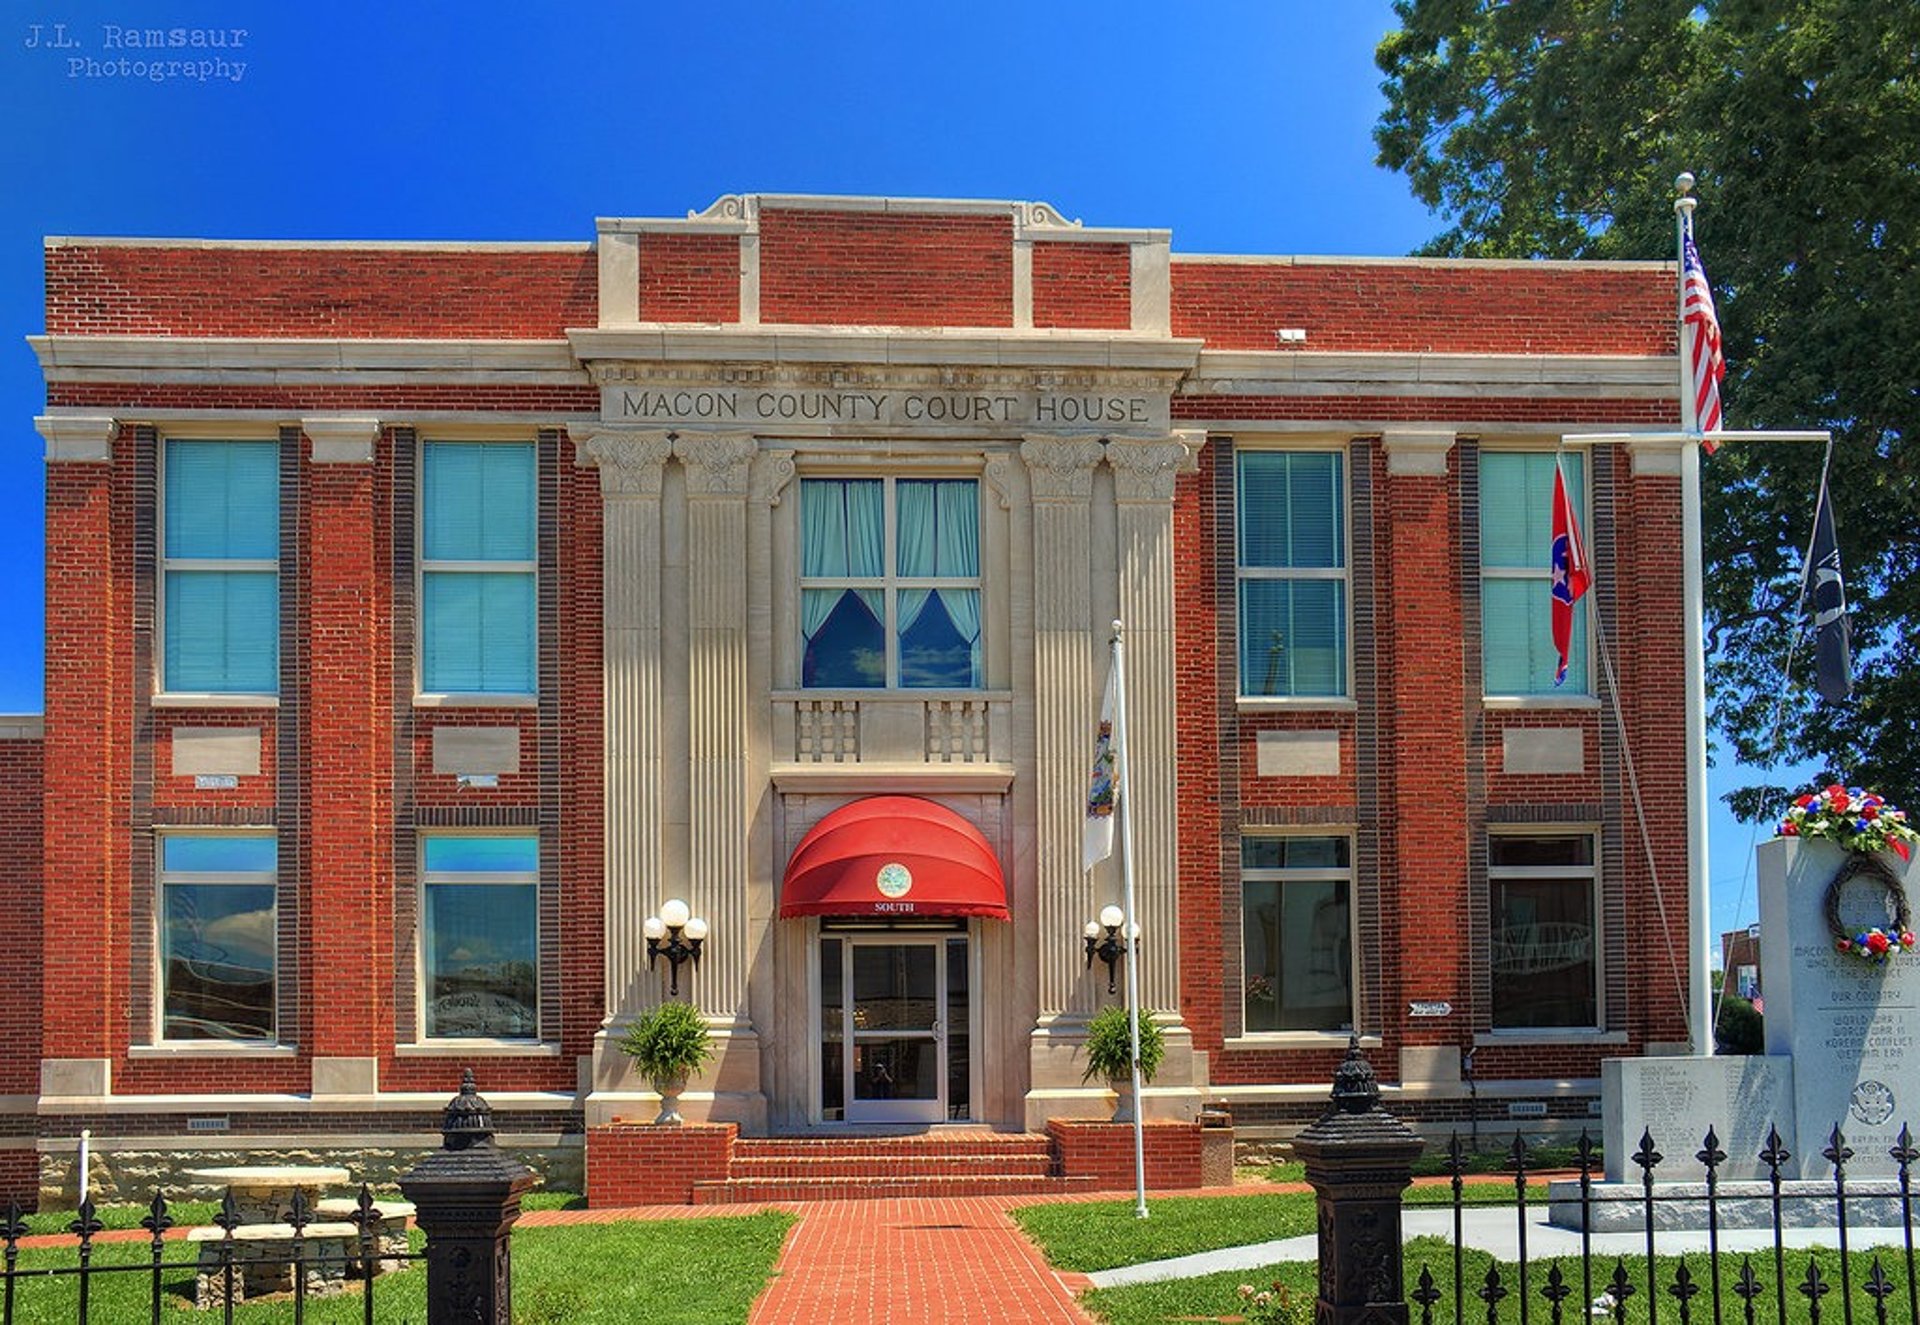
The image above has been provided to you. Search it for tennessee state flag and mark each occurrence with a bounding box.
[1550,463,1591,686]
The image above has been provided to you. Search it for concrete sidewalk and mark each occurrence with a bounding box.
[1086,1204,1920,1289]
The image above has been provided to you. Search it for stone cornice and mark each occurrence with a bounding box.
[674,432,759,497]
[570,326,1202,377]
[577,429,675,496]
[29,335,588,387]
[1019,435,1106,503]
[302,415,380,464]
[1187,350,1673,399]
[35,414,116,463]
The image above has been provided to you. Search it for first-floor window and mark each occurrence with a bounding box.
[421,835,539,1039]
[1241,835,1353,1032]
[159,834,277,1042]
[1488,834,1597,1029]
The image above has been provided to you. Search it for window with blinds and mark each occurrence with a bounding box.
[161,440,279,694]
[1235,450,1347,697]
[421,441,537,695]
[1480,451,1588,695]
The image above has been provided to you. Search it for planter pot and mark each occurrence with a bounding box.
[651,1071,690,1126]
[1108,1075,1136,1123]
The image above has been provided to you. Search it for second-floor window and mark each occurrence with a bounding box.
[421,441,536,696]
[801,477,981,689]
[162,440,279,694]
[1481,451,1588,695]
[1236,450,1347,697]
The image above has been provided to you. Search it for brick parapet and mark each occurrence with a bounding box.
[1047,1119,1203,1191]
[586,1123,737,1206]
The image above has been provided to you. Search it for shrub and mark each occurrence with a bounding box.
[620,1000,713,1080]
[1081,1004,1166,1084]
[1715,993,1765,1055]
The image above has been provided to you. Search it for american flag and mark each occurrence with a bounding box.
[1682,225,1726,451]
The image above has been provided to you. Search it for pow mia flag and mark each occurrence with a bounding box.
[1809,468,1853,703]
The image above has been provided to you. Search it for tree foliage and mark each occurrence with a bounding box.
[1376,0,1920,814]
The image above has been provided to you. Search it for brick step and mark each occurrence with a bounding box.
[728,1153,1055,1180]
[733,1134,1052,1159]
[691,1174,1100,1205]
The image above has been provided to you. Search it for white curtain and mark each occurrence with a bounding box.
[802,480,883,645]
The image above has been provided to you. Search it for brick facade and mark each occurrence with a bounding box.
[19,193,1696,1199]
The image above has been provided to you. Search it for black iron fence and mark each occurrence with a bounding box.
[1304,1040,1920,1325]
[1407,1126,1919,1325]
[1,1070,532,1324]
[2,1184,417,1324]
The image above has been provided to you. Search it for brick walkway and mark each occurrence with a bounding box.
[744,1194,1094,1325]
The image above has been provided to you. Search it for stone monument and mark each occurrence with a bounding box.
[1755,835,1918,1178]
[1564,831,1918,1228]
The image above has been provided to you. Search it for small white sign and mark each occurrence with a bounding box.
[1408,1000,1453,1018]
[194,774,238,790]
[1508,1101,1549,1119]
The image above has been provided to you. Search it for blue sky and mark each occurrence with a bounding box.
[2,2,1788,954]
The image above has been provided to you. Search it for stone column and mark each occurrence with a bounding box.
[1020,435,1106,1016]
[675,432,759,1015]
[577,429,674,1020]
[1105,434,1198,1015]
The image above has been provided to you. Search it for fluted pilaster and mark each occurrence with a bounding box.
[677,432,759,1016]
[1021,435,1105,1014]
[579,429,674,1020]
[1106,433,1200,1014]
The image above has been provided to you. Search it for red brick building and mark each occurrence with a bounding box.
[7,194,1694,1204]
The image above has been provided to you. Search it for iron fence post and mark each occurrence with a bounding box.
[400,1069,535,1325]
[1294,1037,1426,1325]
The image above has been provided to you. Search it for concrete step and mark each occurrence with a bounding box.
[690,1173,1099,1205]
[728,1153,1055,1180]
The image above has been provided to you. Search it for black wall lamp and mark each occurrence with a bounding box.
[1083,905,1139,995]
[644,898,707,997]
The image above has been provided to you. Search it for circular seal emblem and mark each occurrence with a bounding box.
[1850,1079,1895,1127]
[876,862,913,899]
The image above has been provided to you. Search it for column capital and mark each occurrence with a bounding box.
[576,428,675,496]
[749,449,797,506]
[1020,434,1106,503]
[675,431,759,497]
[302,415,380,464]
[35,415,116,463]
[1105,432,1200,504]
[1379,428,1456,477]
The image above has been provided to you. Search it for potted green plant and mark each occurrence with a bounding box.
[620,1000,713,1125]
[1081,1004,1166,1122]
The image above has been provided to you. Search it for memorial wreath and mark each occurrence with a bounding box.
[1777,785,1918,964]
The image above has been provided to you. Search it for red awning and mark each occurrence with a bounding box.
[780,796,1009,920]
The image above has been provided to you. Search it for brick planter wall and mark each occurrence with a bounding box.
[586,1123,737,1207]
[1048,1120,1204,1192]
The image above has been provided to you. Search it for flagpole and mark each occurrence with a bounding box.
[1112,620,1149,1220]
[1676,174,1713,1056]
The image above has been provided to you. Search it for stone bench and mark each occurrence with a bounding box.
[314,1196,415,1271]
[187,1222,360,1304]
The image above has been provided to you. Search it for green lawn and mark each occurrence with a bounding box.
[1014,1182,1525,1276]
[2,1210,792,1324]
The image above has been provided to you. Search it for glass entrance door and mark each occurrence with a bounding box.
[818,933,970,1124]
